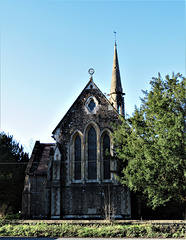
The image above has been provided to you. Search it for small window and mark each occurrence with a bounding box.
[103,134,110,180]
[85,96,97,113]
[88,127,97,180]
[74,135,81,180]
[88,100,96,112]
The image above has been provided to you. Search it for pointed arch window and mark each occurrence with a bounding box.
[88,127,97,180]
[103,134,111,180]
[74,135,81,180]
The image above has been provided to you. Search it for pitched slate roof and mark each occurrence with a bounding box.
[26,141,55,176]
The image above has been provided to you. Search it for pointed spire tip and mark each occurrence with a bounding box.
[114,31,117,45]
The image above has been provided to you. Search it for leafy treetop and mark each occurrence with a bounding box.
[113,73,186,209]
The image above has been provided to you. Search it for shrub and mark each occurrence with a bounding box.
[0,222,185,238]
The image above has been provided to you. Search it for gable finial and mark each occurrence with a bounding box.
[114,31,117,45]
[88,68,95,81]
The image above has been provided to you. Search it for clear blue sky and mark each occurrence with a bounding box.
[1,0,185,155]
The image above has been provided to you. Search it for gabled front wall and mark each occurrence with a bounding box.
[51,82,131,219]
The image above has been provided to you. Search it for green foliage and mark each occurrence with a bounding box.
[2,213,21,220]
[0,132,29,215]
[0,222,185,238]
[113,73,186,209]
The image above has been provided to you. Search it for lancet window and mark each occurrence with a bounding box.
[74,135,81,180]
[103,134,111,180]
[71,125,113,182]
[88,127,97,180]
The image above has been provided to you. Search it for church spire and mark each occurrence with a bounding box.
[109,43,125,115]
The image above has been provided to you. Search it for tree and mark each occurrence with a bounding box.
[113,73,186,213]
[0,132,29,215]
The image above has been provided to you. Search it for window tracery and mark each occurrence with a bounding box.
[85,96,99,114]
[71,124,113,182]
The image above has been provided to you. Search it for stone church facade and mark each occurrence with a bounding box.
[22,43,131,219]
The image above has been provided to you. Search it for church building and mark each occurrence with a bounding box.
[22,43,131,219]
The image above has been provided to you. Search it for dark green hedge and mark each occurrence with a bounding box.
[0,222,185,238]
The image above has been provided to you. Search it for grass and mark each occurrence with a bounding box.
[0,221,185,238]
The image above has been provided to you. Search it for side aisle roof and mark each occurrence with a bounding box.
[26,141,55,176]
